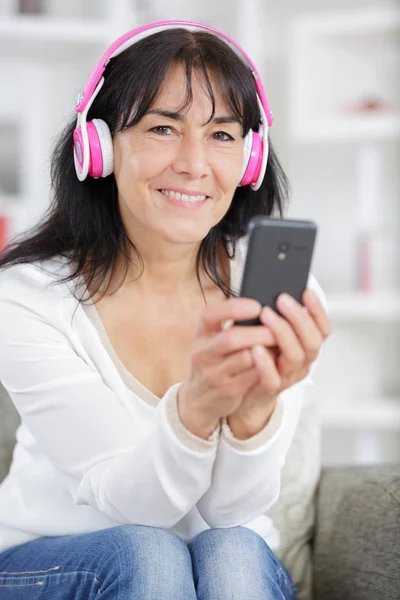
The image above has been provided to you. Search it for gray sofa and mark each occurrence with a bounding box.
[1,385,399,600]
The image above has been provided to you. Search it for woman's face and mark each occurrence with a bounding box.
[112,64,244,246]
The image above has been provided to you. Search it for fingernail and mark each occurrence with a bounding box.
[279,293,295,308]
[309,289,319,304]
[253,344,265,356]
[262,307,277,321]
[243,300,261,315]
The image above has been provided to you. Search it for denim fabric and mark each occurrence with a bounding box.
[0,525,296,599]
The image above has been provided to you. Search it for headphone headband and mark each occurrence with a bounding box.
[75,20,273,127]
[73,20,272,189]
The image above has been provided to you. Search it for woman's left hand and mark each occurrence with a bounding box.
[227,287,333,438]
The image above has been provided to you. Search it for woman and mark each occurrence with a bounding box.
[0,21,332,600]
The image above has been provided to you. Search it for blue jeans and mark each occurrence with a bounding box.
[0,525,297,599]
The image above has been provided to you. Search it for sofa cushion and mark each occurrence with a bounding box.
[0,384,20,482]
[313,464,400,600]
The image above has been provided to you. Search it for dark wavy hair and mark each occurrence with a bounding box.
[0,27,290,301]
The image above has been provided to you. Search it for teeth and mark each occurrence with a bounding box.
[160,190,207,202]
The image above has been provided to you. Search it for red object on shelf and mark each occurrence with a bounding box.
[356,232,372,291]
[0,215,7,252]
[346,98,394,115]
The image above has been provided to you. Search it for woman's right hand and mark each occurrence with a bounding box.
[177,298,276,439]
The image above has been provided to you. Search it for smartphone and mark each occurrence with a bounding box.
[236,217,317,326]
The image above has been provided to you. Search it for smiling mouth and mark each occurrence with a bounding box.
[158,189,209,203]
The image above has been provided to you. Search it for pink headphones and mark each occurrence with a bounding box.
[74,20,273,190]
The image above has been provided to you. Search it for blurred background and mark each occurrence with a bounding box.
[0,0,399,466]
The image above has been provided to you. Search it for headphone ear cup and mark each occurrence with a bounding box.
[73,127,85,179]
[239,130,264,188]
[87,118,113,178]
[239,130,253,185]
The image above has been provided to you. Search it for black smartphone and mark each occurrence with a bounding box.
[236,217,317,326]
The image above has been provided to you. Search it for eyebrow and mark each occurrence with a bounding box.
[145,109,241,126]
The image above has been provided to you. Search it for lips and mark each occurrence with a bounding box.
[156,189,209,210]
[158,189,209,203]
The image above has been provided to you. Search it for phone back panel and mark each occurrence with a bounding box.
[239,217,317,324]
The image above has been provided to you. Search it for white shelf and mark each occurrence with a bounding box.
[327,291,400,321]
[0,195,30,241]
[294,7,400,36]
[0,193,21,208]
[288,7,400,145]
[0,15,108,44]
[293,114,400,144]
[320,396,400,430]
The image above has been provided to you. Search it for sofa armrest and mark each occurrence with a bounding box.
[312,464,400,600]
[0,385,20,482]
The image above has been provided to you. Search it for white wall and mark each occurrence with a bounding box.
[0,0,399,465]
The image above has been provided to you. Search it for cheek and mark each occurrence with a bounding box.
[215,149,244,191]
[114,133,154,178]
[114,136,170,184]
[113,135,139,182]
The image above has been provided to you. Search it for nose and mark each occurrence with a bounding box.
[171,133,210,180]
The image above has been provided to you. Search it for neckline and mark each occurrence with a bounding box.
[80,238,246,405]
[83,301,162,405]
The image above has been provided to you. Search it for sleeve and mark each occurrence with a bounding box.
[165,389,221,451]
[196,273,329,528]
[0,265,218,530]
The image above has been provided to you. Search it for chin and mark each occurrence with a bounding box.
[161,222,212,245]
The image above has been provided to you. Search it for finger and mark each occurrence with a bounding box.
[251,345,281,393]
[198,298,262,336]
[275,292,325,362]
[260,305,307,376]
[198,348,255,387]
[227,367,260,398]
[207,360,259,400]
[302,288,333,338]
[216,347,255,378]
[204,324,277,359]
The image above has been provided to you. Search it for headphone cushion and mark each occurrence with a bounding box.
[88,119,113,178]
[73,128,85,177]
[240,131,263,187]
[239,130,253,184]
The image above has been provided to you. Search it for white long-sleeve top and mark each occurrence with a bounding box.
[0,237,328,553]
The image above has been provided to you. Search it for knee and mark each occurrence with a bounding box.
[98,524,189,566]
[91,525,194,596]
[189,527,288,598]
[103,523,186,552]
[190,525,270,564]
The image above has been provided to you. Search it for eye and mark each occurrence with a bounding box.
[213,131,235,141]
[149,126,173,135]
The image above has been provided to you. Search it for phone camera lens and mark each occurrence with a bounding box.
[279,242,290,252]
